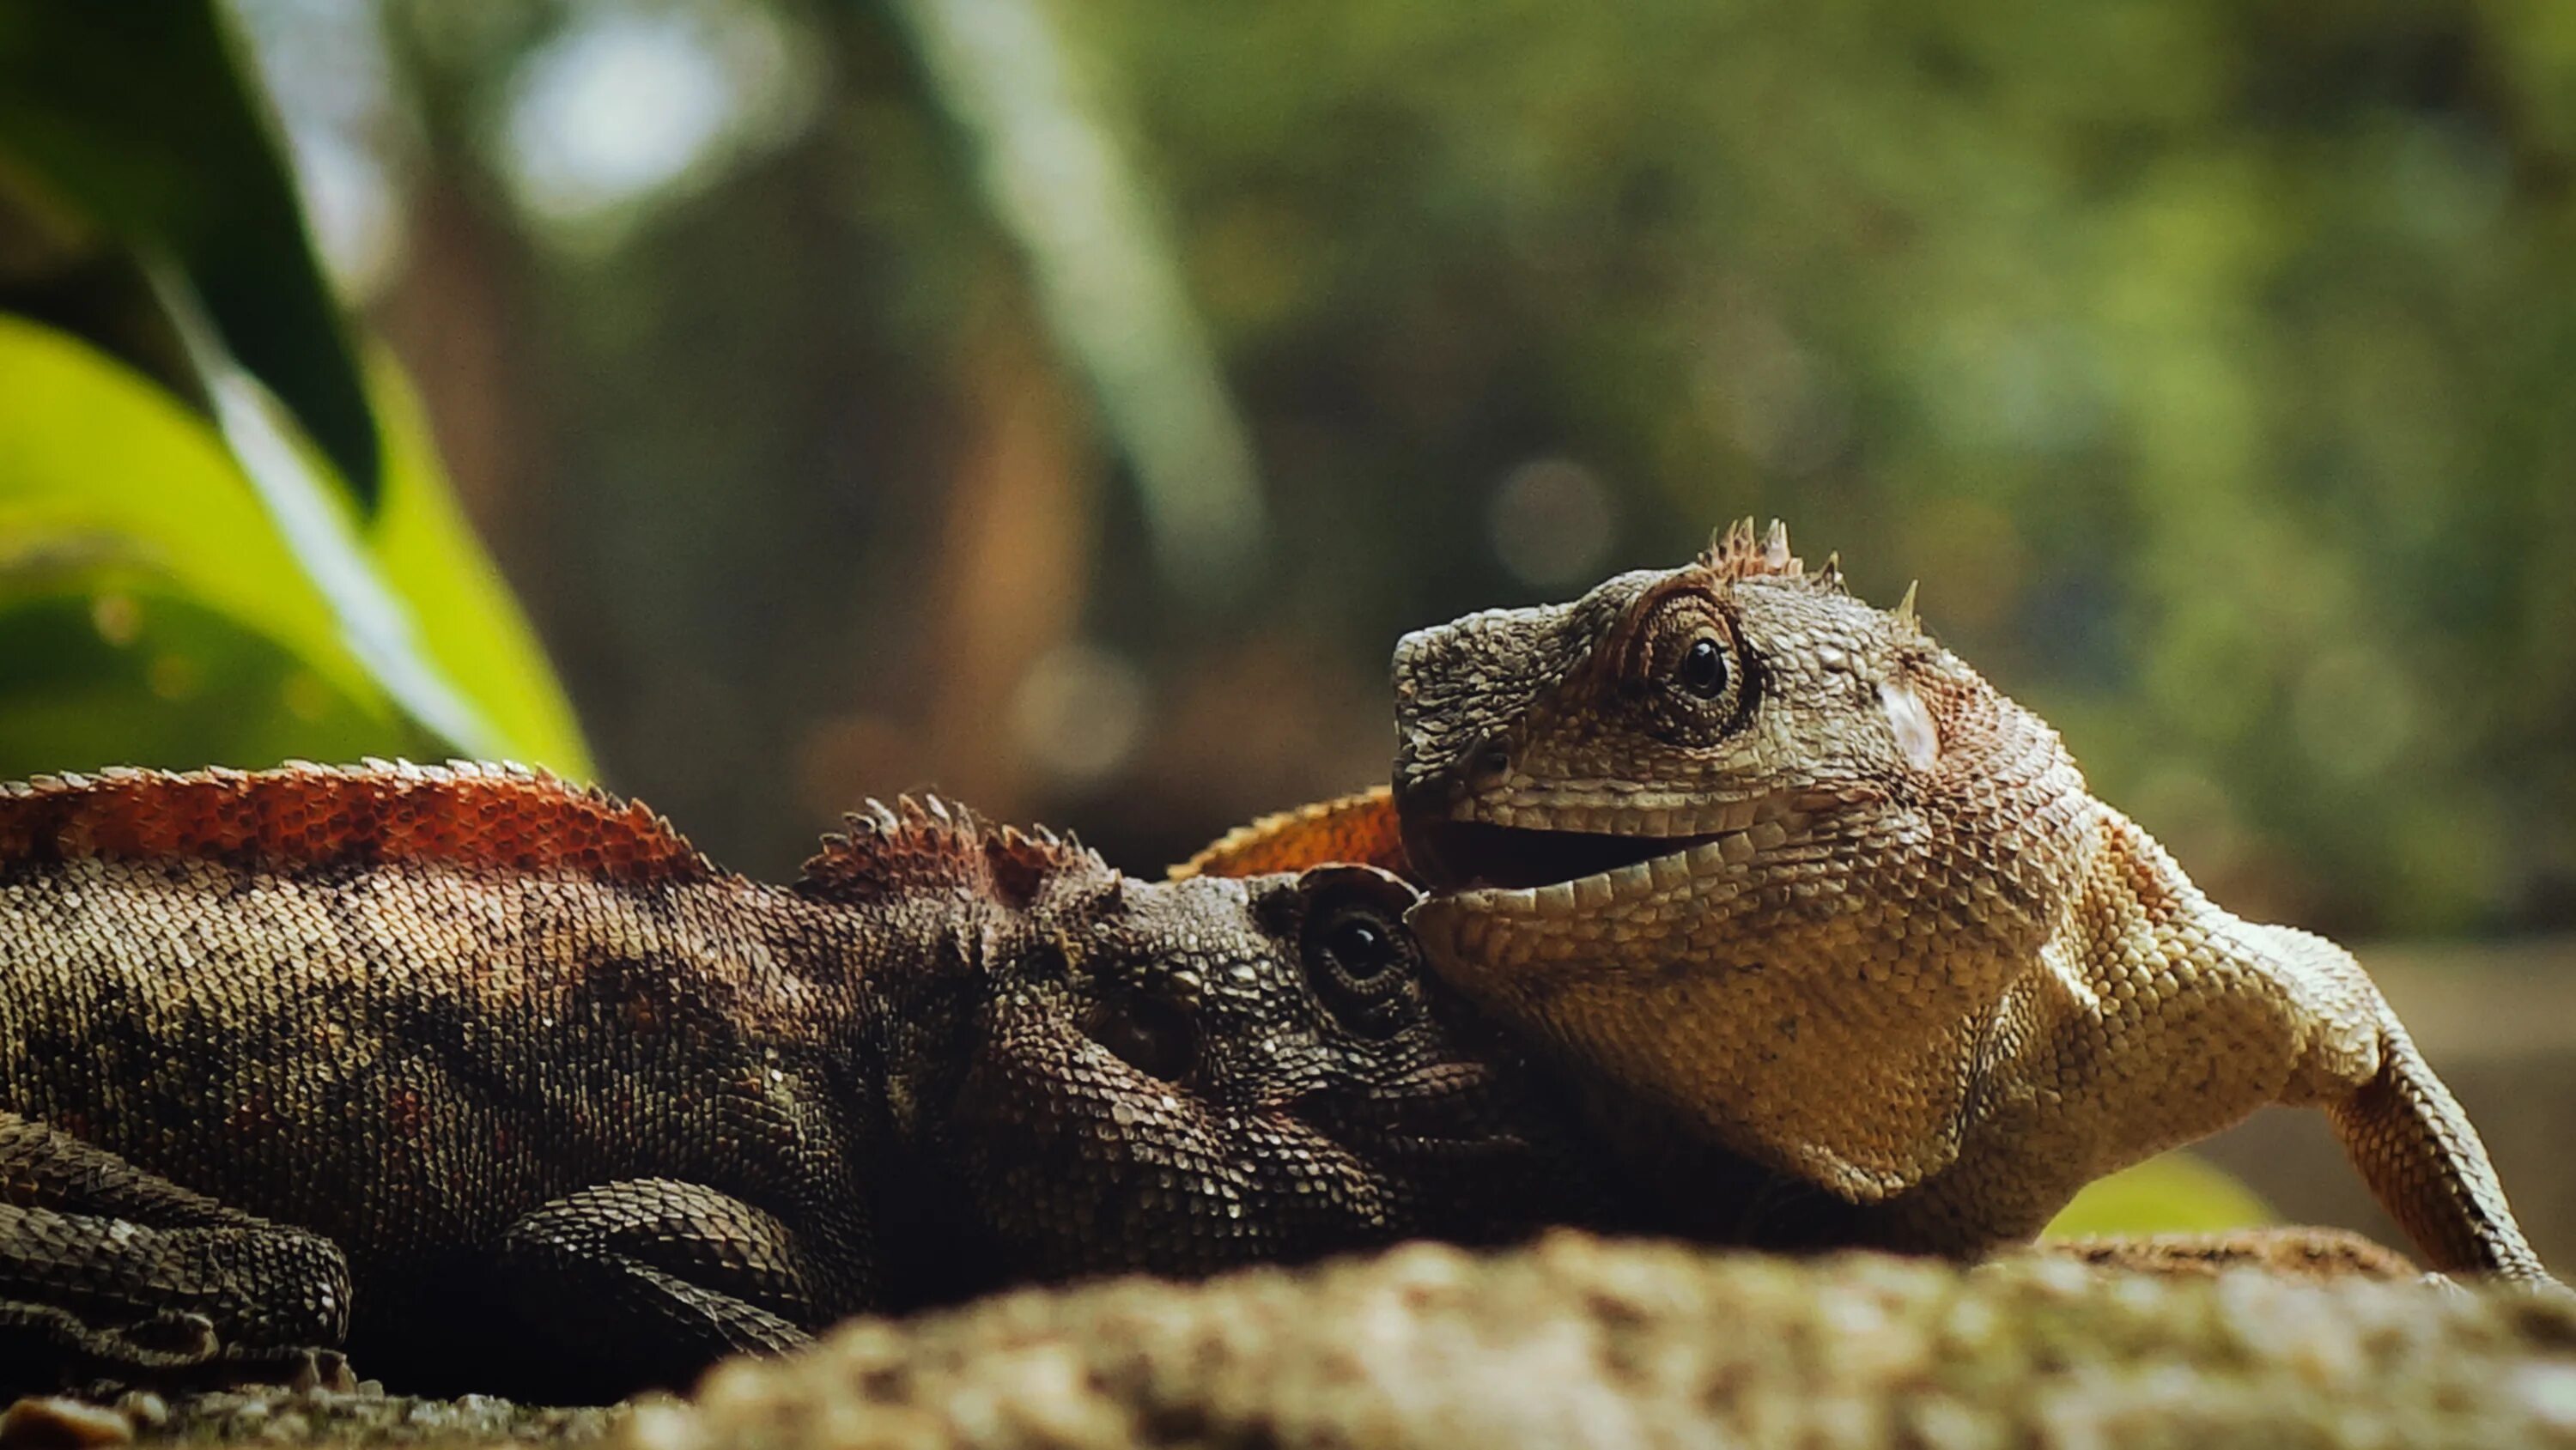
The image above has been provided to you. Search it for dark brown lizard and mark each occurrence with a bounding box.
[0,761,1611,1402]
[1184,521,2554,1285]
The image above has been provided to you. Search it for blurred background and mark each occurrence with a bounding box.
[1,0,2571,1257]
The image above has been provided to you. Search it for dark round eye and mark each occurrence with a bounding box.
[1081,996,1200,1083]
[1322,913,1394,985]
[1675,634,1728,699]
[1301,901,1416,1034]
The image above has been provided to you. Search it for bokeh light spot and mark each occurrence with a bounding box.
[1011,641,1149,790]
[497,4,814,236]
[89,593,141,648]
[145,655,201,702]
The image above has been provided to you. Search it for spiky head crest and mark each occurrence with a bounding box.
[798,794,1108,909]
[1697,518,1849,595]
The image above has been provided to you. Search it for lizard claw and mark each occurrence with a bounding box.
[285,1350,358,1396]
[2417,1270,2470,1296]
[0,1303,223,1372]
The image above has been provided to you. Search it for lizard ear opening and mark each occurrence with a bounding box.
[797,796,1106,908]
[1879,679,1941,773]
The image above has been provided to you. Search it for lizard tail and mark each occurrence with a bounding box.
[2326,1016,2554,1284]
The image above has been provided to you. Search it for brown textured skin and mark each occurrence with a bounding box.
[0,763,1612,1401]
[1192,522,2551,1285]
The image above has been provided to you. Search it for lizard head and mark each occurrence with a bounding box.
[1384,519,2098,1197]
[807,800,1606,1293]
[959,858,1613,1280]
[1391,519,2057,890]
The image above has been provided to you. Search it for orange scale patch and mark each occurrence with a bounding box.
[0,764,712,886]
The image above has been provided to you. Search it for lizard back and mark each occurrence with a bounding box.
[0,763,878,1269]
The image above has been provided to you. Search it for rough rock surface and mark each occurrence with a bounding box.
[0,1386,621,1448]
[149,1391,618,1447]
[21,1232,2572,1447]
[623,1231,2576,1450]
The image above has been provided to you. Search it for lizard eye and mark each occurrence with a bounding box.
[1321,914,1394,985]
[1675,634,1728,699]
[1300,900,1418,1037]
[1284,865,1422,1036]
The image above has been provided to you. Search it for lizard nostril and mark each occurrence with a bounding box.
[1081,996,1200,1083]
[1468,739,1512,786]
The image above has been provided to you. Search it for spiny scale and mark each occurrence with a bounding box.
[801,791,1105,903]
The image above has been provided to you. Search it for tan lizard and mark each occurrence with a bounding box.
[1182,521,2553,1283]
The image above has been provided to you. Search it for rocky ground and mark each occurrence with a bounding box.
[0,1386,621,1448]
[17,1231,2574,1450]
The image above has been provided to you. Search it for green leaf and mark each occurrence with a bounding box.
[0,312,380,711]
[2040,1152,2277,1239]
[0,592,409,783]
[0,0,382,508]
[0,313,592,777]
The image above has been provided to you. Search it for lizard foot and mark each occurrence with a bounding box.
[116,1346,363,1399]
[18,1342,361,1408]
[0,1305,222,1374]
[283,1350,358,1396]
[3,1297,365,1403]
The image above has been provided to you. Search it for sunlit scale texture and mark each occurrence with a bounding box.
[0,765,1607,1402]
[1388,521,2552,1283]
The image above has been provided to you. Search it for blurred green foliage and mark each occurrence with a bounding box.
[0,0,380,503]
[2043,1155,2276,1240]
[1078,0,2576,930]
[0,1,590,776]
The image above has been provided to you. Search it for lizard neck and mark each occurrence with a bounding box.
[1898,669,2101,957]
[840,902,993,1137]
[1871,800,2389,1247]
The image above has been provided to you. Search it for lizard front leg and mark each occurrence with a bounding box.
[2326,1016,2547,1282]
[488,1179,865,1396]
[2219,919,2550,1284]
[1874,898,2556,1285]
[0,1112,350,1386]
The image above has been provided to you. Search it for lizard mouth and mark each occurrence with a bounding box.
[1406,818,1723,892]
[1403,798,1816,907]
[1308,1062,1573,1162]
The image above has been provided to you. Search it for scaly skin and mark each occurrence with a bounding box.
[0,762,1609,1400]
[1186,522,2551,1283]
